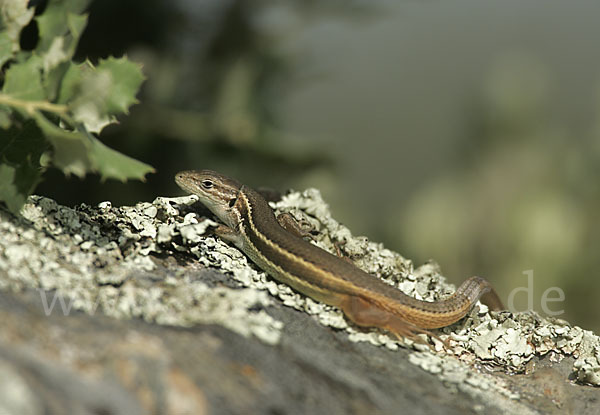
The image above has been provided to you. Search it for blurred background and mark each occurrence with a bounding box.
[35,0,600,332]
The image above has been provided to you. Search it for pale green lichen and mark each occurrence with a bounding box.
[161,188,600,388]
[1,186,599,390]
[168,188,600,389]
[0,195,281,345]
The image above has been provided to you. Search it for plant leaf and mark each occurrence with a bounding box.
[0,0,153,207]
[35,0,91,53]
[0,117,46,212]
[0,163,27,213]
[31,111,92,177]
[0,0,35,59]
[96,56,145,114]
[40,12,88,72]
[57,58,144,133]
[31,112,153,181]
[0,31,13,67]
[59,60,113,133]
[2,56,44,101]
[0,116,49,164]
[89,135,154,182]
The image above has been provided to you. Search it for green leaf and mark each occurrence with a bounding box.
[0,0,35,56]
[0,116,46,210]
[2,56,44,101]
[89,136,154,182]
[31,112,154,181]
[0,116,49,164]
[56,61,112,132]
[31,111,92,177]
[96,56,145,114]
[0,0,153,210]
[0,107,10,129]
[44,60,71,102]
[40,12,88,72]
[35,0,91,53]
[67,12,88,40]
[57,58,144,133]
[56,60,87,104]
[0,163,27,213]
[0,32,13,67]
[41,36,69,72]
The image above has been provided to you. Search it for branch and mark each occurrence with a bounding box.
[0,94,69,117]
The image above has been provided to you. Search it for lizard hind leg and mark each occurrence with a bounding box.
[276,213,313,239]
[340,295,440,347]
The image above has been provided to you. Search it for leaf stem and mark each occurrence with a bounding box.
[0,94,69,117]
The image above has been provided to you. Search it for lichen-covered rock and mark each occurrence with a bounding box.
[0,190,598,414]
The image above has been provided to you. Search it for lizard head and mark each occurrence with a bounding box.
[175,169,242,229]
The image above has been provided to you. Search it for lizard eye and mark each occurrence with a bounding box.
[201,180,213,189]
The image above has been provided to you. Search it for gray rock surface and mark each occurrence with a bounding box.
[0,191,598,415]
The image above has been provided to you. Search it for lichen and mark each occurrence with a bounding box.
[0,195,281,345]
[1,186,599,389]
[168,188,600,388]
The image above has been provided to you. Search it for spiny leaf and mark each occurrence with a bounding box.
[31,112,153,181]
[0,0,153,204]
[57,58,144,133]
[0,32,13,67]
[0,108,10,129]
[0,116,46,208]
[2,56,44,101]
[57,60,113,133]
[89,136,155,182]
[67,12,88,40]
[56,60,88,104]
[0,163,28,213]
[0,0,35,56]
[96,56,145,115]
[44,60,71,102]
[40,12,88,72]
[0,116,49,164]
[35,0,91,53]
[31,111,92,177]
